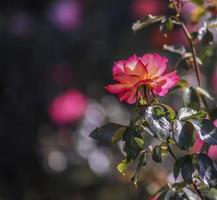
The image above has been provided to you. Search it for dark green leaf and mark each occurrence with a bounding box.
[90,123,127,143]
[152,146,162,163]
[173,156,185,180]
[173,155,194,183]
[123,129,143,160]
[144,106,172,141]
[189,119,217,145]
[183,87,200,110]
[181,155,194,183]
[160,18,174,33]
[191,32,199,41]
[132,15,165,32]
[198,23,213,46]
[197,153,217,188]
[210,107,217,121]
[173,120,195,150]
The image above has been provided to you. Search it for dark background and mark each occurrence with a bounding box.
[0,0,216,199]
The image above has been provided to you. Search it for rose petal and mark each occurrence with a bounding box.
[142,53,168,78]
[152,71,179,96]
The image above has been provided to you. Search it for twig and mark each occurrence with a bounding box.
[192,182,205,200]
[167,144,177,160]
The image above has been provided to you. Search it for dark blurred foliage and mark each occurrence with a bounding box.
[0,0,217,200]
[0,0,152,199]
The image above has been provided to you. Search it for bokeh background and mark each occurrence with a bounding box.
[1,0,217,199]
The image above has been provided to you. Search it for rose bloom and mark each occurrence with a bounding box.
[105,54,179,104]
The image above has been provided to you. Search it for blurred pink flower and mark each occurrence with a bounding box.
[131,0,165,18]
[192,119,217,160]
[48,0,82,31]
[105,54,179,104]
[181,2,197,21]
[49,89,87,124]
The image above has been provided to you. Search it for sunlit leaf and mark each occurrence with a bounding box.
[198,23,214,45]
[163,44,186,55]
[197,153,217,188]
[117,159,130,174]
[132,15,165,32]
[189,119,217,145]
[177,107,198,121]
[173,120,195,150]
[144,106,172,141]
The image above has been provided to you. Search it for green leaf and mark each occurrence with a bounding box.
[181,155,194,183]
[123,129,143,160]
[132,15,165,32]
[173,155,194,183]
[173,120,195,150]
[196,153,217,188]
[173,156,185,180]
[112,127,127,143]
[198,23,214,46]
[188,119,217,145]
[177,107,198,121]
[152,146,162,163]
[191,31,199,41]
[117,159,130,174]
[177,107,207,121]
[161,104,176,121]
[154,106,166,118]
[163,44,186,55]
[90,123,127,143]
[143,106,172,141]
[133,137,144,149]
[183,87,200,110]
[210,107,217,121]
[160,18,174,33]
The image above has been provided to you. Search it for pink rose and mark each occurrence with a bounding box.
[105,54,179,104]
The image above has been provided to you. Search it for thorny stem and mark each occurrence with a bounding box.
[171,0,210,153]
